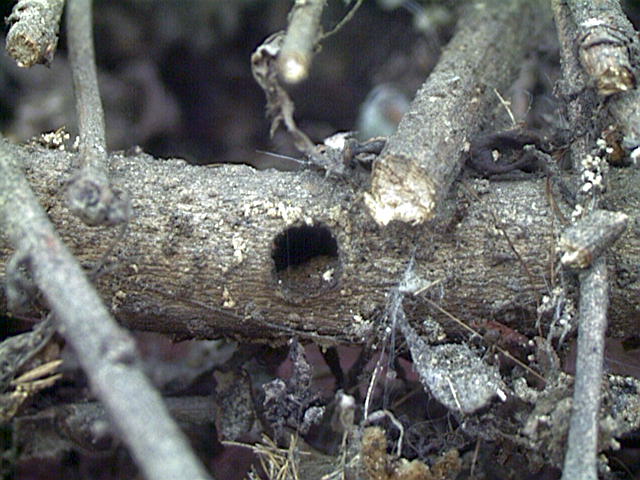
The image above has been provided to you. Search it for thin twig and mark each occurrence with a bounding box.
[252,32,317,158]
[0,139,211,480]
[278,0,327,84]
[552,2,619,478]
[5,0,65,68]
[320,0,364,41]
[562,257,608,480]
[65,0,130,226]
[67,0,106,164]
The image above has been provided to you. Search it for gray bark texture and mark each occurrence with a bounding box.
[567,0,636,96]
[2,143,638,345]
[0,140,212,480]
[5,0,65,68]
[65,0,131,227]
[365,0,538,225]
[562,257,609,480]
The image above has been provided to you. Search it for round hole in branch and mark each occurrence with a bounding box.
[272,223,341,302]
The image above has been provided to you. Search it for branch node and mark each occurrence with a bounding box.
[559,209,628,269]
[5,248,38,313]
[66,172,131,227]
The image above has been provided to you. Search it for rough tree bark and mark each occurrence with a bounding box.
[2,143,638,345]
[365,0,535,225]
[3,0,640,477]
[0,140,212,480]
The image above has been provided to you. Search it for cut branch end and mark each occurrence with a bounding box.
[365,154,437,226]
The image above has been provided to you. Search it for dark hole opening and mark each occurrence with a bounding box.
[272,224,339,272]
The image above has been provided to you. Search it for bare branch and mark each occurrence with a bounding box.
[66,0,105,160]
[558,209,628,269]
[278,0,327,84]
[566,0,636,96]
[65,0,131,226]
[5,0,65,68]
[364,0,541,225]
[0,139,211,480]
[4,144,639,345]
[552,2,625,477]
[562,258,609,480]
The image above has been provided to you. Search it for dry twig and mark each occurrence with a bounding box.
[278,0,327,84]
[5,0,65,68]
[252,33,317,156]
[562,257,609,480]
[566,0,636,96]
[65,0,131,226]
[0,139,211,480]
[365,0,538,225]
[552,2,626,478]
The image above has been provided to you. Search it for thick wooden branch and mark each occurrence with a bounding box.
[365,0,541,225]
[2,144,638,345]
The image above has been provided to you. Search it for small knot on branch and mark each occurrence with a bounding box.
[66,172,131,227]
